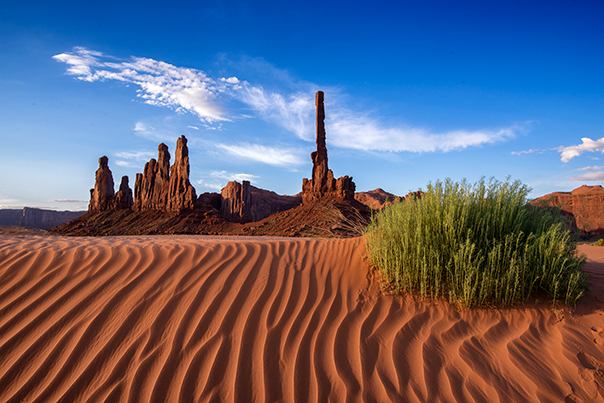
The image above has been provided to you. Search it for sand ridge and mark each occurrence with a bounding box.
[0,234,603,402]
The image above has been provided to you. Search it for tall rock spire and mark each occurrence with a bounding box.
[89,156,116,212]
[302,91,355,203]
[133,135,197,212]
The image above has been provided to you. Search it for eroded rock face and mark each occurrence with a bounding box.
[220,180,302,223]
[133,136,196,212]
[302,91,355,203]
[114,176,134,210]
[220,181,251,223]
[355,188,404,210]
[89,156,116,213]
[533,185,604,236]
[167,136,197,211]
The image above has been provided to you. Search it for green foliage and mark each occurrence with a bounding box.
[592,239,604,247]
[363,177,587,308]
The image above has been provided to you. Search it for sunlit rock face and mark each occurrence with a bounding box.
[302,91,355,203]
[89,156,116,213]
[220,180,302,223]
[534,185,604,236]
[133,136,196,212]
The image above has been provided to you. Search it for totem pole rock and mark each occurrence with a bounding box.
[301,91,355,203]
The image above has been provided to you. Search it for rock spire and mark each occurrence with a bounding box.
[301,91,355,203]
[133,135,196,212]
[89,156,116,213]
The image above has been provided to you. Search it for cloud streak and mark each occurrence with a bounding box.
[55,47,525,155]
[559,137,604,163]
[216,143,305,167]
[54,47,240,122]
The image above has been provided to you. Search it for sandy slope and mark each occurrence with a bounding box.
[0,234,603,403]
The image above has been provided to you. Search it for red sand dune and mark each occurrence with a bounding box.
[0,233,603,402]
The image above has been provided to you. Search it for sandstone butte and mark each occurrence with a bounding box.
[533,184,604,237]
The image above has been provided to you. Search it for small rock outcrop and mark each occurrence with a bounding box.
[220,180,251,223]
[89,156,116,213]
[133,136,196,212]
[355,188,404,210]
[220,181,303,223]
[302,91,355,203]
[114,176,134,210]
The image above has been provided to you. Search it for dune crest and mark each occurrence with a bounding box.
[0,234,603,402]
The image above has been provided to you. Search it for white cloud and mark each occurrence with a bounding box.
[114,150,155,168]
[55,47,526,155]
[216,143,305,167]
[577,166,604,171]
[209,170,259,182]
[571,171,604,182]
[560,137,604,163]
[511,148,544,156]
[235,83,315,141]
[327,110,520,152]
[194,179,223,191]
[54,47,240,123]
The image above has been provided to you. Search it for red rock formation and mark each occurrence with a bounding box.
[220,181,302,223]
[167,136,197,211]
[302,91,355,203]
[220,181,251,223]
[533,185,604,236]
[133,136,196,212]
[114,176,134,210]
[355,188,404,210]
[89,156,115,213]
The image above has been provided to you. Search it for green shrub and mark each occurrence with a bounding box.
[592,239,604,247]
[363,177,587,308]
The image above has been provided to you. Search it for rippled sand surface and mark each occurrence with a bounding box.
[0,234,603,402]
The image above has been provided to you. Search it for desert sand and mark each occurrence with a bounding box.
[0,233,603,402]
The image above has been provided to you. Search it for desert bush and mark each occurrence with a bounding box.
[592,239,604,247]
[363,177,587,307]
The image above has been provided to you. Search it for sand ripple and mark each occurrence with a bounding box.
[0,234,603,402]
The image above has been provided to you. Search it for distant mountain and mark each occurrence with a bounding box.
[0,207,85,230]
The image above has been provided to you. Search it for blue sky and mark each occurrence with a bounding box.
[1,0,603,211]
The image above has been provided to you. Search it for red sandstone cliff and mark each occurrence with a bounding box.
[533,185,604,236]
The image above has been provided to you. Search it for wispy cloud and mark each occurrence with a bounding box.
[327,110,521,152]
[235,83,316,141]
[48,199,88,203]
[559,137,604,163]
[114,150,155,168]
[570,165,604,182]
[54,47,240,123]
[209,170,259,182]
[216,143,305,167]
[577,166,604,171]
[571,171,604,182]
[55,47,525,154]
[511,148,545,156]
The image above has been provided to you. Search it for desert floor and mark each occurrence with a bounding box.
[0,233,603,402]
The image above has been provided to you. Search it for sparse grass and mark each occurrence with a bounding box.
[363,177,587,308]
